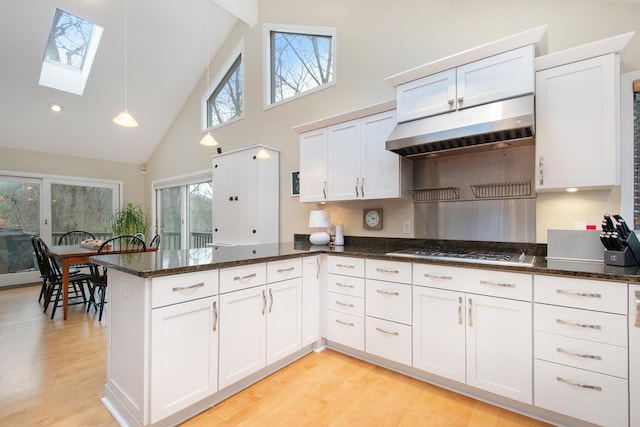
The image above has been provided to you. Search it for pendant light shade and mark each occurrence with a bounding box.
[199,131,218,146]
[255,146,270,159]
[113,0,138,127]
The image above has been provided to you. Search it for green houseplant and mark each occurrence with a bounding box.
[111,202,150,241]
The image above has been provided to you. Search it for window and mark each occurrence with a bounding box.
[204,44,243,129]
[265,24,336,106]
[39,9,104,95]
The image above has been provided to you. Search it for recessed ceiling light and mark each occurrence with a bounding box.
[49,103,64,113]
[566,187,578,193]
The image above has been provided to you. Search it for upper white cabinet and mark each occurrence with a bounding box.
[535,54,618,191]
[295,104,412,202]
[212,146,279,245]
[396,45,535,123]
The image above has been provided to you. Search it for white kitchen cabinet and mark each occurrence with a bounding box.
[299,128,328,202]
[301,255,321,347]
[535,54,619,191]
[300,110,411,202]
[396,45,534,123]
[630,285,640,427]
[412,264,532,404]
[218,261,302,389]
[150,296,218,423]
[326,256,365,350]
[212,146,279,245]
[533,274,628,426]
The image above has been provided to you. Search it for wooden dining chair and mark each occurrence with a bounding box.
[57,230,97,269]
[87,235,147,321]
[149,233,161,248]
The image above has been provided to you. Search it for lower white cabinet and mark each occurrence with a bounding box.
[301,255,320,347]
[365,316,412,366]
[218,263,302,390]
[150,296,219,423]
[412,265,533,404]
[630,285,640,427]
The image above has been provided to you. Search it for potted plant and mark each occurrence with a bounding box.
[111,202,150,241]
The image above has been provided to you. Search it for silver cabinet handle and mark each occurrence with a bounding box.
[538,156,544,185]
[376,289,400,296]
[323,181,327,199]
[233,273,257,281]
[268,288,274,313]
[457,296,463,325]
[424,273,452,280]
[635,290,640,328]
[361,176,365,198]
[335,301,355,308]
[376,268,399,274]
[556,376,602,391]
[468,298,473,327]
[556,289,602,299]
[376,327,399,336]
[448,98,454,105]
[556,319,602,330]
[277,267,295,273]
[336,263,355,269]
[335,319,354,327]
[355,177,359,197]
[336,282,355,289]
[316,258,320,279]
[480,280,515,288]
[212,301,218,332]
[556,347,602,360]
[261,289,267,315]
[457,96,464,103]
[172,282,204,292]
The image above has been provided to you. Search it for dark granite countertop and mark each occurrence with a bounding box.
[90,236,640,283]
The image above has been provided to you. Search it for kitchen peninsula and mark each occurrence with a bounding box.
[93,238,639,427]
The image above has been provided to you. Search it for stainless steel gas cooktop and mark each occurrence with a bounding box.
[386,248,535,267]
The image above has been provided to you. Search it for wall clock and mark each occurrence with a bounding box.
[363,208,383,230]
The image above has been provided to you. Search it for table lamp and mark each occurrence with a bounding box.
[308,210,331,245]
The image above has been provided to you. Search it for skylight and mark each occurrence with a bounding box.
[39,9,103,95]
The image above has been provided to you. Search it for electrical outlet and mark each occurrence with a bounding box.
[403,221,411,234]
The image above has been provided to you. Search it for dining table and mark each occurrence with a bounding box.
[50,244,157,320]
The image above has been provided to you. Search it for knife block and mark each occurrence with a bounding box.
[604,231,640,266]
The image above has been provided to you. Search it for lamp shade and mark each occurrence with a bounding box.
[308,210,331,228]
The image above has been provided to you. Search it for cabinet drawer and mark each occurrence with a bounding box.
[327,273,365,298]
[534,359,628,427]
[326,310,364,351]
[267,258,302,283]
[365,279,412,325]
[534,275,627,314]
[535,331,627,378]
[152,270,218,308]
[327,255,364,277]
[219,263,266,294]
[365,317,412,366]
[413,263,532,301]
[534,304,627,347]
[365,259,411,284]
[327,292,364,317]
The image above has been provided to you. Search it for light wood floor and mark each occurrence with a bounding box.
[0,285,552,427]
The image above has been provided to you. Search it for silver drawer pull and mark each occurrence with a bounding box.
[376,327,399,336]
[335,282,355,289]
[556,289,602,298]
[376,289,400,296]
[480,280,515,288]
[376,268,399,274]
[335,301,355,308]
[233,273,257,281]
[635,290,640,328]
[556,319,602,330]
[277,267,295,273]
[556,376,602,391]
[424,273,452,280]
[212,301,218,332]
[336,263,355,269]
[335,319,354,327]
[172,282,205,292]
[556,347,602,360]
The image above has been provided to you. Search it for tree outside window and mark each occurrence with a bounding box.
[207,55,243,127]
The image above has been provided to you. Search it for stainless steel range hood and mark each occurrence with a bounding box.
[386,94,535,158]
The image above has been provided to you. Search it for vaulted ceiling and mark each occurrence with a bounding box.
[0,0,257,165]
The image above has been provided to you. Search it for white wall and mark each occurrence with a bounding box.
[145,0,640,243]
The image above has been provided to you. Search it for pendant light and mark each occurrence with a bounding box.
[199,0,218,146]
[255,146,270,159]
[113,0,138,127]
